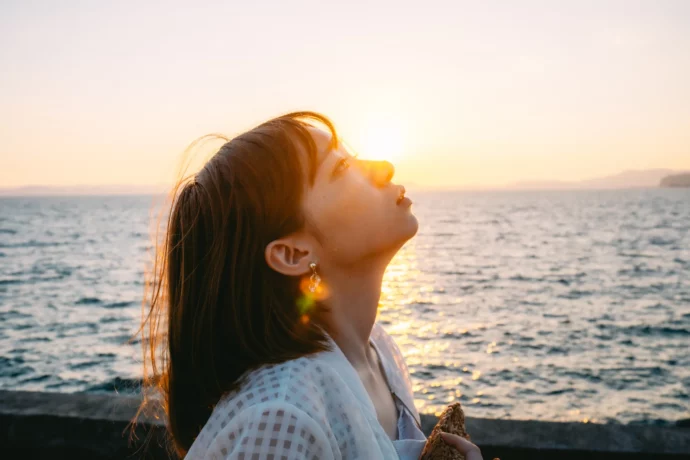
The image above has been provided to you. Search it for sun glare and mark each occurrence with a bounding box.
[353,118,406,163]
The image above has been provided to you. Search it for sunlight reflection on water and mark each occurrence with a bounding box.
[1,189,689,425]
[375,189,690,424]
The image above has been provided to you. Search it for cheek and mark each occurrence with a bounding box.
[314,188,380,252]
[318,192,367,233]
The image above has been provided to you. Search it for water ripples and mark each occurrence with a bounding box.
[378,188,690,425]
[1,189,689,426]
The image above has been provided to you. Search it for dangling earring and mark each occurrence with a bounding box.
[308,262,321,293]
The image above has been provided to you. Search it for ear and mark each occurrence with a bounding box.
[264,235,313,277]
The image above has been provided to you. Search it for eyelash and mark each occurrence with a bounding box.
[336,158,350,173]
[335,154,358,175]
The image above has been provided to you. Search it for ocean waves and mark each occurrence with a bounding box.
[1,189,689,425]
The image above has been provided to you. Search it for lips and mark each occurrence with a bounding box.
[396,186,406,204]
[396,185,410,205]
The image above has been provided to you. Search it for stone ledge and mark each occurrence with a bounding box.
[1,390,689,459]
[420,413,690,457]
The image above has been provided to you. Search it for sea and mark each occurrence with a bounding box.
[1,188,688,426]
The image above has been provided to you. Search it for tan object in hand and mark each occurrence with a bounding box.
[420,402,470,459]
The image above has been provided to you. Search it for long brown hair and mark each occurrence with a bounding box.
[132,112,339,458]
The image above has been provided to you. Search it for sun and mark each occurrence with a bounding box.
[353,118,406,163]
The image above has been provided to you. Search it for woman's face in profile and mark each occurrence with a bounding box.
[302,127,419,267]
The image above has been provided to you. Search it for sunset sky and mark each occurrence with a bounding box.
[1,0,689,189]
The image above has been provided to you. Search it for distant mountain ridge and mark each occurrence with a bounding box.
[508,169,688,190]
[660,172,690,188]
[2,169,689,196]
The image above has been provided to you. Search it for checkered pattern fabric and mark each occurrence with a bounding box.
[185,323,417,459]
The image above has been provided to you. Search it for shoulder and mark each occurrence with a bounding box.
[191,353,362,457]
[217,355,343,420]
[201,399,336,459]
[190,357,343,458]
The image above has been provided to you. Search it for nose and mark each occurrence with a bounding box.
[356,159,395,187]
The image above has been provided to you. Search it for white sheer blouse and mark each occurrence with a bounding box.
[185,322,427,459]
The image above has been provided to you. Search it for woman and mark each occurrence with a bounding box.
[136,112,483,459]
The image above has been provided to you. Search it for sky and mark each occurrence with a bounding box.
[1,0,689,189]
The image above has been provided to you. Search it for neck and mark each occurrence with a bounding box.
[323,258,388,371]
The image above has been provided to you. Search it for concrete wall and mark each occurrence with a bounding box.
[1,390,688,459]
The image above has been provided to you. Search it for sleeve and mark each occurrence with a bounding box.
[208,401,336,460]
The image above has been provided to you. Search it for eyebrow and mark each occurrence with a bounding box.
[317,140,358,178]
[316,147,331,169]
[316,138,346,169]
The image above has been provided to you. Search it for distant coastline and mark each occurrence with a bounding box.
[506,168,689,191]
[2,169,690,196]
[0,184,170,197]
[660,172,690,188]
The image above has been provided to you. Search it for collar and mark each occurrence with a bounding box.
[317,322,421,427]
[317,328,379,419]
[369,323,422,427]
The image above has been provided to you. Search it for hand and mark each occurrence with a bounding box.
[439,432,483,460]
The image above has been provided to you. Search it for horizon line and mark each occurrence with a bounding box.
[1,168,688,196]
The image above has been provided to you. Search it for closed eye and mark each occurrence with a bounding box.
[332,158,350,178]
[331,152,359,179]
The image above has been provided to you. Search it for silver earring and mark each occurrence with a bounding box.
[309,262,321,293]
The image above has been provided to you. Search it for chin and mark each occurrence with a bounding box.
[403,211,419,237]
[361,213,420,261]
[389,213,419,249]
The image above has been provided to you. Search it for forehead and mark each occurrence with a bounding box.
[306,126,341,166]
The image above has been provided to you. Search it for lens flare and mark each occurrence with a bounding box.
[296,274,330,324]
